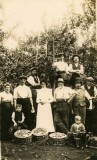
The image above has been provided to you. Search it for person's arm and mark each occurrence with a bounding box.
[67,88,77,104]
[0,93,2,104]
[53,89,57,102]
[80,65,84,74]
[65,63,69,74]
[76,65,84,74]
[12,112,17,126]
[68,64,78,73]
[27,76,40,86]
[94,87,97,97]
[70,124,75,134]
[85,90,93,109]
[81,124,86,133]
[11,94,13,106]
[27,87,35,112]
[13,88,17,108]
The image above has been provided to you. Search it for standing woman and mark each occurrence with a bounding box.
[0,83,13,141]
[36,80,55,133]
[14,75,35,130]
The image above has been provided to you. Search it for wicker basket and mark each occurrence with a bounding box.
[49,132,68,146]
[89,136,97,147]
[14,129,32,144]
[31,128,48,141]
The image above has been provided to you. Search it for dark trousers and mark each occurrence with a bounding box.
[92,103,97,135]
[86,109,93,132]
[73,105,86,124]
[54,101,70,134]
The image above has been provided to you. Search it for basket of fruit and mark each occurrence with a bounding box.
[49,132,68,146]
[14,129,32,144]
[89,136,97,148]
[31,128,48,141]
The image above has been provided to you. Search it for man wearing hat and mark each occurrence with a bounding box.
[54,78,77,134]
[27,67,40,114]
[84,77,97,97]
[72,77,92,125]
[84,77,97,133]
[14,75,35,129]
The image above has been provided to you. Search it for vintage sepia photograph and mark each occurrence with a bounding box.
[0,0,97,159]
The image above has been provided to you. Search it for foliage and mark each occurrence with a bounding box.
[0,0,96,85]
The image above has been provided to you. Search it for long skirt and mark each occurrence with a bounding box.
[17,98,35,129]
[36,103,55,133]
[1,102,13,140]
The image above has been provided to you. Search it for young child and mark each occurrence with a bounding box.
[9,104,28,138]
[70,116,86,149]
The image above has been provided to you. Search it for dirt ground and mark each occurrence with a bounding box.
[1,140,97,160]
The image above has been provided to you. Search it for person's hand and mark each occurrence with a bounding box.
[31,108,35,113]
[88,105,93,110]
[18,120,23,123]
[14,122,17,127]
[40,102,45,105]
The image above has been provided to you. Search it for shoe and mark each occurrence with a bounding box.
[81,146,84,150]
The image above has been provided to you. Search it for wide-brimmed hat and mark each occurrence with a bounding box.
[19,75,27,80]
[74,77,82,84]
[30,67,36,71]
[57,78,64,83]
[55,53,64,58]
[72,54,80,60]
[86,77,94,82]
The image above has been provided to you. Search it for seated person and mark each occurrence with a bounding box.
[9,104,28,138]
[68,54,84,75]
[52,53,69,86]
[70,116,86,149]
[68,54,84,87]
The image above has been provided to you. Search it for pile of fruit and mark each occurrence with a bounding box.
[14,129,32,138]
[49,132,67,139]
[32,128,48,136]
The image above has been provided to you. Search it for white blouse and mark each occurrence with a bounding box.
[54,86,75,101]
[0,91,13,102]
[52,61,69,73]
[37,88,53,103]
[14,85,32,99]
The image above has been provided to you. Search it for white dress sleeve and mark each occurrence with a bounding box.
[36,90,41,103]
[13,88,18,99]
[27,76,35,86]
[28,87,32,98]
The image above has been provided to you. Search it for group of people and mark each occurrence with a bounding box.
[0,53,97,149]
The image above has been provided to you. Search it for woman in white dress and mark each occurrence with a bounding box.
[36,80,55,133]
